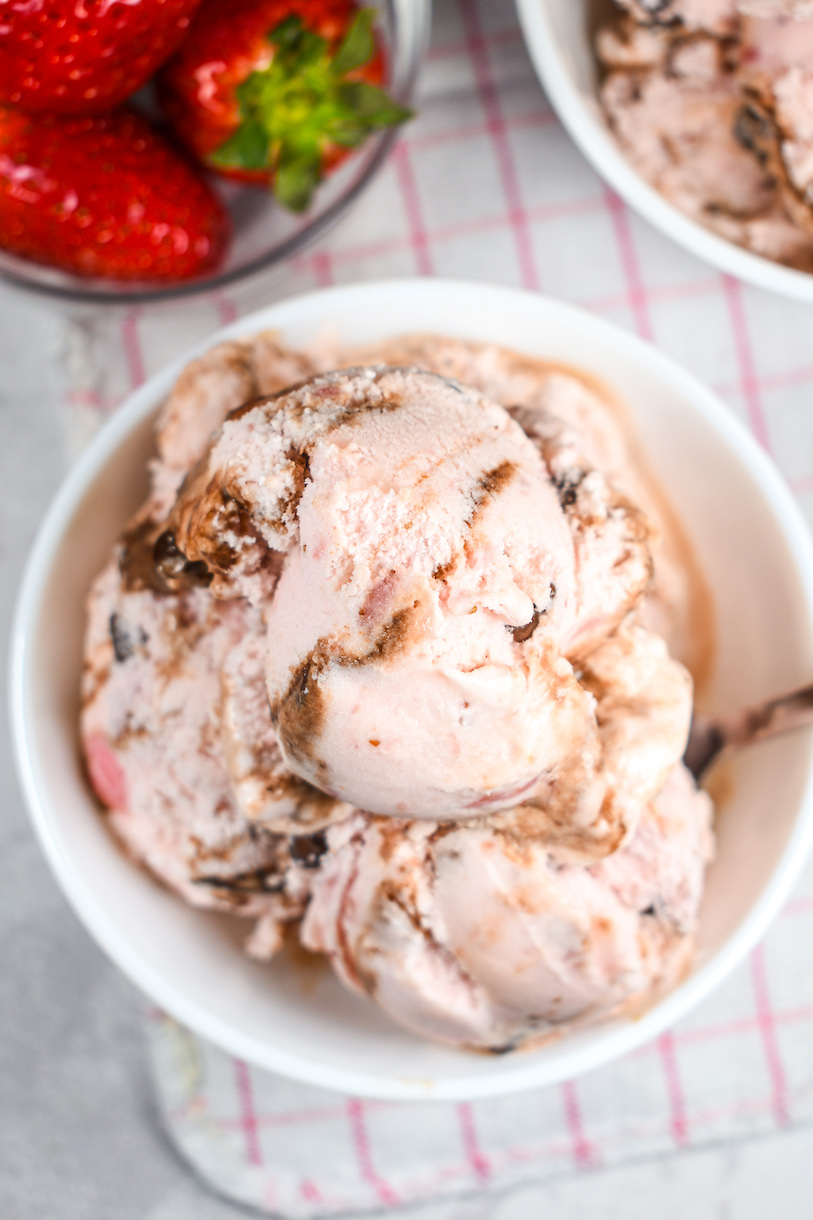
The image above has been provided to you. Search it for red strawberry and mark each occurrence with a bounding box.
[0,106,229,281]
[159,0,411,211]
[0,0,204,115]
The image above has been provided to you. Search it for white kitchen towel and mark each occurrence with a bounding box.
[146,861,813,1217]
[60,1,813,1214]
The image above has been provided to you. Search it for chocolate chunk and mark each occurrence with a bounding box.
[510,608,542,644]
[194,870,284,894]
[733,104,774,168]
[508,584,554,643]
[468,461,517,521]
[153,530,213,590]
[109,613,147,663]
[119,518,166,595]
[290,831,328,869]
[553,468,586,509]
[153,529,188,578]
[119,520,212,595]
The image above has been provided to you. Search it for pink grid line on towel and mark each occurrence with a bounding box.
[144,896,813,1216]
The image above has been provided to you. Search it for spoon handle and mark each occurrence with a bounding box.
[686,682,813,779]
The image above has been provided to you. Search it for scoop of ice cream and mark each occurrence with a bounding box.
[81,557,292,927]
[302,764,713,1050]
[80,328,715,1048]
[80,547,346,954]
[167,366,665,828]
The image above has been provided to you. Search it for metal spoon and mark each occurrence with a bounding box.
[684,683,813,779]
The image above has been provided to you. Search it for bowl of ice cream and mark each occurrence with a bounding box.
[11,278,813,1099]
[516,0,813,303]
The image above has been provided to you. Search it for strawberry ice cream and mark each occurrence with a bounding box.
[81,552,311,955]
[599,0,813,270]
[80,328,714,1048]
[166,364,689,855]
[302,763,713,1050]
[80,331,348,953]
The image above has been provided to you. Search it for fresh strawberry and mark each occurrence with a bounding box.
[159,0,411,211]
[0,106,229,281]
[0,0,204,115]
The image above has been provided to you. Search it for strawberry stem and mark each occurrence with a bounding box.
[210,8,412,212]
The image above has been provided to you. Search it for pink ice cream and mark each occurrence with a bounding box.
[599,0,813,270]
[80,332,350,955]
[81,553,309,954]
[302,764,713,1050]
[167,365,685,853]
[81,330,715,1048]
[168,366,588,820]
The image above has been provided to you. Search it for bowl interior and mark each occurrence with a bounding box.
[13,280,813,1099]
[0,0,428,306]
[518,0,813,303]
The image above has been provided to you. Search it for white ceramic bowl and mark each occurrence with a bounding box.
[516,0,813,303]
[11,279,813,1100]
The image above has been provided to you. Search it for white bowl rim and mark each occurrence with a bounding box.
[515,0,813,304]
[10,277,813,1100]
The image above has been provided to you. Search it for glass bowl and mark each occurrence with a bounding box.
[0,0,429,306]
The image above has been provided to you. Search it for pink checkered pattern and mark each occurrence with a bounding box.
[65,1,813,1213]
[145,891,813,1217]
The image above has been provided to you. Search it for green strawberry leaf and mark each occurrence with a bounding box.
[212,6,413,211]
[336,81,413,127]
[330,9,376,77]
[275,145,322,212]
[209,117,269,170]
[267,16,327,70]
[267,15,308,53]
[325,117,369,148]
